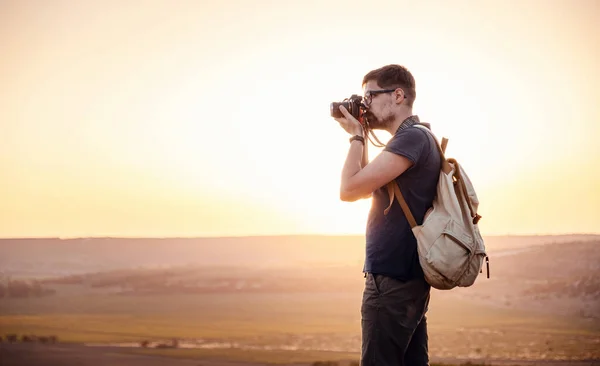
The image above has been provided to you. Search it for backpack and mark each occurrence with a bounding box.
[384,124,489,290]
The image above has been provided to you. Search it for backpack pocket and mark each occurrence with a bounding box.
[421,216,474,285]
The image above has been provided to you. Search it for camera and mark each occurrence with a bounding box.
[330,94,364,120]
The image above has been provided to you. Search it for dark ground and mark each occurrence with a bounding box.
[1,343,599,366]
[0,343,276,366]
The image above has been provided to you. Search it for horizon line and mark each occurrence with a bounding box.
[1,232,599,240]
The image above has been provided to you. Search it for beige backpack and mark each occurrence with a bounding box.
[384,124,489,290]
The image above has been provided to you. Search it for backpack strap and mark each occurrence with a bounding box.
[414,124,450,169]
[385,182,418,228]
[449,157,482,224]
[384,124,449,227]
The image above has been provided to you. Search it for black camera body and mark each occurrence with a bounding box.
[330,94,364,120]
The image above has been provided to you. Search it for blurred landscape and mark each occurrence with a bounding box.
[1,234,599,365]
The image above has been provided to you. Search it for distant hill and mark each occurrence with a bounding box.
[0,234,598,278]
[0,236,363,277]
[1,235,598,326]
[444,239,600,321]
[1,236,594,323]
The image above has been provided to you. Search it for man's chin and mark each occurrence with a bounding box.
[365,116,380,128]
[367,119,386,130]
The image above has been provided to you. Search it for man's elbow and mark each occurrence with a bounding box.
[340,189,368,202]
[340,190,355,202]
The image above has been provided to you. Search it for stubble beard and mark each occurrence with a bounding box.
[364,111,394,131]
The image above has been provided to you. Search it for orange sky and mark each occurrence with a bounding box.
[1,0,598,238]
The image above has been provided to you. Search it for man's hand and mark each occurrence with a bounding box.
[334,105,363,136]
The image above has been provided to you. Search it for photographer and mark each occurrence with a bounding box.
[332,64,441,366]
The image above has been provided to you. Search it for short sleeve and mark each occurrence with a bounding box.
[383,127,429,165]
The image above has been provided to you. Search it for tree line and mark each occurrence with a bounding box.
[0,279,56,298]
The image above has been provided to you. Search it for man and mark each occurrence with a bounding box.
[333,64,441,366]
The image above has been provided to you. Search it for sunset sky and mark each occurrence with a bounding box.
[1,0,598,238]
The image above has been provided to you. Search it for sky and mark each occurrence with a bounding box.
[0,0,598,238]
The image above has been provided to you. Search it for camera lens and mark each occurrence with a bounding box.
[330,102,347,118]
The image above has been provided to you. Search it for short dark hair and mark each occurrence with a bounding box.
[362,64,416,107]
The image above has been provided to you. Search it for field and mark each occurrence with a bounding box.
[1,291,597,362]
[1,235,599,365]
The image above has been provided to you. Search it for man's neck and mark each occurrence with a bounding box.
[384,109,414,135]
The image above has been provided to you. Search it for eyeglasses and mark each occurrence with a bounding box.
[363,88,398,106]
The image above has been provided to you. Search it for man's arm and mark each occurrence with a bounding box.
[334,105,414,202]
[340,146,413,202]
[340,129,370,199]
[361,134,369,169]
[359,135,370,198]
[340,136,368,201]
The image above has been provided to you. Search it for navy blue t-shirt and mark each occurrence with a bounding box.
[363,120,441,281]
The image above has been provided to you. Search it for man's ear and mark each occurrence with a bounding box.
[395,88,405,104]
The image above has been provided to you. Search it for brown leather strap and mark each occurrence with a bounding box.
[384,181,418,228]
[394,182,418,228]
[415,125,452,174]
[384,183,395,215]
[441,137,448,154]
[450,157,482,224]
[384,125,447,228]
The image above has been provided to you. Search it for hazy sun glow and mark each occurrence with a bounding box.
[1,0,598,238]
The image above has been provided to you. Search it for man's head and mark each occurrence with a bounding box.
[361,64,416,130]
